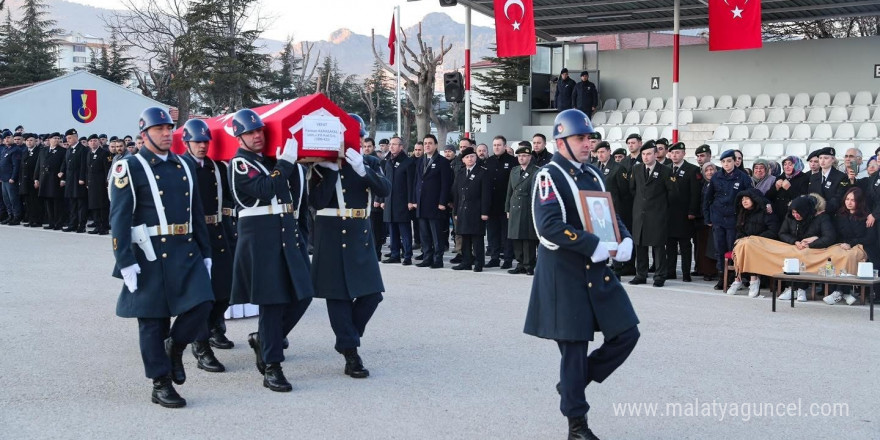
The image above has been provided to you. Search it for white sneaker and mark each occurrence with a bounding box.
[796,289,808,302]
[823,291,843,305]
[778,287,792,300]
[748,282,760,298]
[844,293,858,305]
[726,280,743,295]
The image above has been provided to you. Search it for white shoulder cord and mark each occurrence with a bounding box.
[134,154,169,230]
[108,159,137,213]
[532,169,564,251]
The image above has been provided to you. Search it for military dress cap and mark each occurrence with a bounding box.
[560,68,569,74]
[78,136,86,142]
[639,140,656,152]
[50,132,61,138]
[815,146,836,158]
[88,134,99,140]
[655,137,669,146]
[595,141,611,151]
[613,148,627,156]
[626,133,642,142]
[182,118,212,142]
[231,108,264,137]
[806,149,821,161]
[515,145,532,155]
[553,108,595,139]
[138,107,175,132]
[460,146,476,157]
[99,134,107,138]
[587,132,602,140]
[348,113,367,137]
[668,142,686,152]
[695,144,711,155]
[379,138,389,145]
[720,149,736,161]
[65,128,78,136]
[443,144,456,152]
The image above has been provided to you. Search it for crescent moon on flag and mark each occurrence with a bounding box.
[722,0,749,5]
[504,0,525,20]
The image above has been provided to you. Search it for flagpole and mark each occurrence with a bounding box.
[395,5,402,137]
[464,5,472,139]
[672,0,680,144]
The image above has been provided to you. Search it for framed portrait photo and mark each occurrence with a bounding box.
[579,191,621,255]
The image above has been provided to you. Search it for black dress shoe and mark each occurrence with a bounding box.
[382,257,401,264]
[485,259,501,268]
[62,226,74,232]
[247,332,266,375]
[191,341,225,372]
[342,348,369,378]
[713,281,723,290]
[416,261,432,268]
[208,331,234,349]
[682,274,692,282]
[653,279,665,287]
[151,376,186,408]
[42,225,53,230]
[263,363,292,392]
[384,252,392,257]
[501,261,513,269]
[473,266,483,272]
[430,262,443,269]
[568,415,600,440]
[8,217,21,226]
[526,268,534,275]
[629,277,647,285]
[402,258,412,266]
[451,264,472,271]
[450,254,463,264]
[415,254,425,261]
[508,266,527,274]
[164,338,187,385]
[22,222,31,227]
[648,264,656,273]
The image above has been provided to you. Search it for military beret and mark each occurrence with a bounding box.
[626,133,642,142]
[99,134,107,138]
[613,148,627,156]
[668,142,686,152]
[640,140,656,152]
[460,146,476,157]
[2,130,11,137]
[15,125,23,130]
[655,138,669,146]
[595,141,611,151]
[12,132,22,137]
[560,68,569,74]
[378,138,389,145]
[806,150,820,161]
[580,71,589,77]
[587,132,602,140]
[78,137,86,142]
[443,144,456,152]
[515,145,531,155]
[720,149,736,161]
[65,128,78,136]
[815,146,835,158]
[695,144,711,155]
[88,134,99,140]
[109,136,119,141]
[50,132,61,138]
[24,133,36,139]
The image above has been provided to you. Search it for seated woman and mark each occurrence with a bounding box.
[766,156,809,224]
[751,159,776,195]
[776,194,837,302]
[824,187,876,305]
[727,188,779,297]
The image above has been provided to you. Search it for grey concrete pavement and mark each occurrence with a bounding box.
[0,225,878,439]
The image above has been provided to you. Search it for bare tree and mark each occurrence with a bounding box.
[371,22,452,141]
[296,41,320,96]
[763,16,879,41]
[431,100,462,148]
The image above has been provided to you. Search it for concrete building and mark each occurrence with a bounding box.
[54,31,106,73]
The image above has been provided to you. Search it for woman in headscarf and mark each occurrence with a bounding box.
[767,161,782,178]
[751,159,776,195]
[695,162,719,281]
[766,155,810,223]
[777,194,837,302]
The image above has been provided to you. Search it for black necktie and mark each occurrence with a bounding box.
[673,166,679,174]
[600,163,605,173]
[645,167,650,180]
[822,174,827,185]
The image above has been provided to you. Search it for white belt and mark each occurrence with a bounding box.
[316,208,368,219]
[147,223,191,236]
[238,203,297,218]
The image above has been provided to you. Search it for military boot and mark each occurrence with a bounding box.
[208,328,234,349]
[191,340,225,372]
[247,332,266,375]
[342,348,369,378]
[263,363,292,392]
[151,375,186,408]
[568,416,600,440]
[164,337,187,385]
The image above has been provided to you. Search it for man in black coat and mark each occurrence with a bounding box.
[413,134,451,268]
[808,146,849,215]
[572,71,599,118]
[451,147,491,272]
[629,142,677,287]
[19,133,43,227]
[380,136,416,265]
[554,68,576,111]
[596,141,634,278]
[665,142,701,282]
[85,134,111,234]
[61,128,89,232]
[34,133,66,229]
[484,135,518,268]
[531,133,552,167]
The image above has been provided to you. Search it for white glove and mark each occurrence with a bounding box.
[591,242,610,263]
[315,161,339,171]
[277,138,298,164]
[614,237,633,262]
[204,258,212,278]
[345,148,366,177]
[121,263,141,293]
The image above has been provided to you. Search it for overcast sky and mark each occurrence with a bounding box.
[67,0,496,42]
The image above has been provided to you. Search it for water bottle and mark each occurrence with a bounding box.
[825,258,833,277]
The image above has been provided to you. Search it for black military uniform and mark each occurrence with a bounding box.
[505,146,539,274]
[19,134,43,227]
[572,71,599,117]
[629,143,677,287]
[86,135,112,234]
[554,68,577,110]
[485,149,518,268]
[62,129,89,232]
[665,142,701,282]
[34,133,66,229]
[807,147,849,215]
[451,147,491,271]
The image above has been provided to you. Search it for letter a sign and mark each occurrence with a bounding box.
[71,89,98,123]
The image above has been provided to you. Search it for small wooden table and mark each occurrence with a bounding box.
[772,272,877,321]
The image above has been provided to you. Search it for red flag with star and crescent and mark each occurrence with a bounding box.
[709,0,762,51]
[493,0,536,58]
[388,14,397,65]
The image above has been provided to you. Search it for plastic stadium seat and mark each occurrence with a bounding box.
[873,107,880,122]
[618,98,633,112]
[660,126,673,140]
[785,143,808,157]
[642,126,659,141]
[766,108,786,123]
[591,111,607,125]
[712,125,730,141]
[658,111,673,125]
[679,111,693,124]
[809,143,831,154]
[734,94,752,109]
[641,110,658,125]
[855,123,878,140]
[750,124,770,141]
[849,106,870,122]
[831,91,851,107]
[681,96,698,110]
[807,107,827,123]
[594,127,606,138]
[860,142,880,158]
[730,125,750,141]
[632,98,648,111]
[852,91,873,107]
[811,92,830,108]
[610,142,624,152]
[833,123,855,140]
[742,143,762,159]
[648,97,664,111]
[727,109,746,124]
[602,99,618,111]
[791,93,811,108]
[716,95,733,109]
[763,143,785,159]
[697,95,716,110]
[753,94,771,109]
[876,93,880,106]
[769,124,790,140]
[812,124,832,140]
[747,109,766,124]
[790,124,811,140]
[606,127,623,141]
[664,98,679,110]
[771,93,790,108]
[624,126,641,138]
[827,107,848,123]
[720,143,739,155]
[624,110,640,125]
[607,111,623,125]
[786,107,806,123]
[833,143,854,158]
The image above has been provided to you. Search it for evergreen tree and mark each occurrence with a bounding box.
[87,45,110,78]
[0,10,26,87]
[17,0,60,82]
[471,45,529,116]
[105,29,135,84]
[265,37,302,102]
[314,55,365,116]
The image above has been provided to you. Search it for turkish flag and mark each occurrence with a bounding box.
[388,15,396,65]
[709,0,762,51]
[493,0,536,58]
